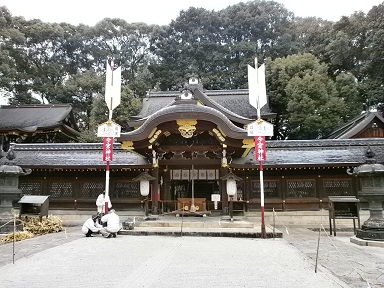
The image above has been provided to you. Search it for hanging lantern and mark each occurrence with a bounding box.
[133,171,156,217]
[226,178,237,197]
[140,179,150,197]
[132,172,156,197]
[220,172,242,197]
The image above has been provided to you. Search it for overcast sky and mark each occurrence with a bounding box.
[1,0,383,105]
[1,0,383,25]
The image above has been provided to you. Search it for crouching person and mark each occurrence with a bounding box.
[82,215,102,237]
[99,209,121,238]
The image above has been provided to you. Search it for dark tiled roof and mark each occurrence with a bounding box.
[0,104,80,139]
[0,143,149,168]
[135,89,274,121]
[326,111,384,139]
[3,139,384,169]
[232,138,384,167]
[120,104,247,141]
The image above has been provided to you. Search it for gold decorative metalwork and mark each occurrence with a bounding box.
[149,129,162,143]
[242,139,254,148]
[122,141,134,150]
[148,128,157,139]
[242,139,254,158]
[212,128,225,142]
[177,120,197,138]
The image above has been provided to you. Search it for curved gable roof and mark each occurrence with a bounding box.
[128,84,275,128]
[0,104,80,141]
[119,104,248,142]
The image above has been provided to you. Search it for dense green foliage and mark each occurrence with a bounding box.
[1,1,384,139]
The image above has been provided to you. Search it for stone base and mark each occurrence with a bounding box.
[350,236,384,247]
[355,228,384,241]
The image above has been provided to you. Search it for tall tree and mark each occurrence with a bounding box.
[290,17,334,61]
[84,18,156,96]
[0,7,39,104]
[149,1,295,91]
[220,0,294,87]
[360,3,384,112]
[60,71,104,130]
[78,85,141,143]
[266,53,355,139]
[149,7,226,91]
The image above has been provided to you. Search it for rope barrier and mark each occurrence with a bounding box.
[319,223,370,287]
[270,211,371,287]
[0,219,14,229]
[0,217,23,230]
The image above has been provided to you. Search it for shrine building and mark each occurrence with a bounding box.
[1,80,384,215]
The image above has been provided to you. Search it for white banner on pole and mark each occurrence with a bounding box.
[105,61,121,111]
[248,58,267,110]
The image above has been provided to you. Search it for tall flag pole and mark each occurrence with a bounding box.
[247,58,273,238]
[97,60,121,214]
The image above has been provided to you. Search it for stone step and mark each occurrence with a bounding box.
[119,226,282,239]
[135,218,255,229]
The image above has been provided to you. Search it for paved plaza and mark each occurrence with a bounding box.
[1,224,383,288]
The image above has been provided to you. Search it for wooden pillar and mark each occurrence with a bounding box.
[281,175,287,211]
[316,174,323,209]
[151,167,159,214]
[162,167,171,200]
[245,176,250,212]
[220,167,229,214]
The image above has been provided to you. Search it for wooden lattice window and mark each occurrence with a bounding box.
[19,181,42,195]
[251,180,279,198]
[323,179,353,196]
[113,181,139,198]
[80,182,104,198]
[49,182,73,198]
[287,180,315,197]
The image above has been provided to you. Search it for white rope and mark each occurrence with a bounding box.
[0,219,14,229]
[319,223,370,287]
[271,215,371,287]
[272,211,290,235]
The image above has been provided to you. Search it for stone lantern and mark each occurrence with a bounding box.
[348,147,384,241]
[133,171,156,217]
[0,146,32,215]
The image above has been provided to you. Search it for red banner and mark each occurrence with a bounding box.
[103,137,114,162]
[254,136,266,162]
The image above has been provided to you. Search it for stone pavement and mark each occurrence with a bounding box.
[0,219,383,288]
[280,225,384,288]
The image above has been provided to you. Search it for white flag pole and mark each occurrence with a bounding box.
[103,59,121,214]
[248,58,268,238]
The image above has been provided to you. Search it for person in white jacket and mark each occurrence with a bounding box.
[82,215,102,237]
[96,191,112,213]
[99,209,121,238]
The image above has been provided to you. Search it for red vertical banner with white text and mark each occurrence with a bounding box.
[103,137,114,162]
[254,136,266,161]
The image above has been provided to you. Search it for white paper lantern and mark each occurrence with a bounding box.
[226,178,237,196]
[140,180,150,197]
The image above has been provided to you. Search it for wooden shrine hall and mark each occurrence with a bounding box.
[1,80,384,215]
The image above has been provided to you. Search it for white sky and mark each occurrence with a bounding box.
[1,0,383,105]
[1,0,383,25]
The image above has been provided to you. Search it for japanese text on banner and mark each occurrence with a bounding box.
[103,137,114,162]
[254,136,266,162]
